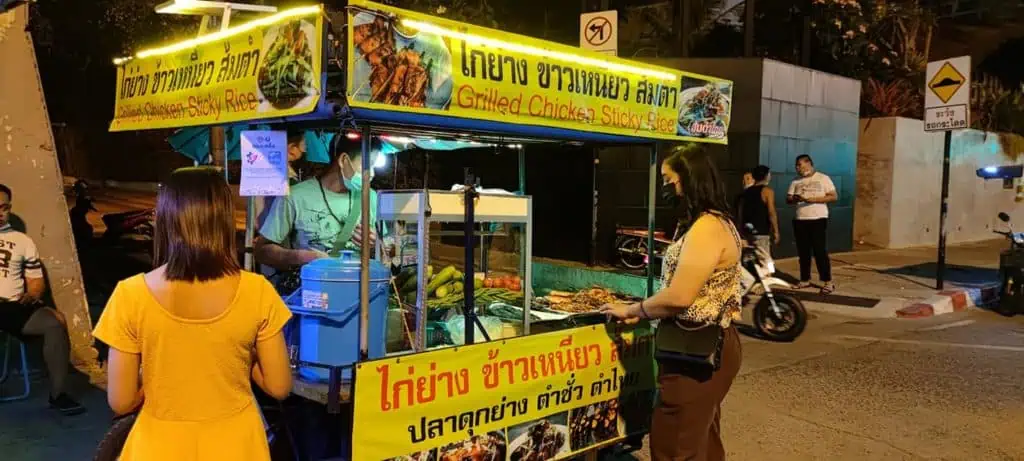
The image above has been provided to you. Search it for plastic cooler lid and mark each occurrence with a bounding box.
[300,251,391,281]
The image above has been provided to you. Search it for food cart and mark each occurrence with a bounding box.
[108,1,733,459]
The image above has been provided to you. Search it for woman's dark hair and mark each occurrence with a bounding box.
[795,154,813,165]
[154,167,240,281]
[663,145,732,226]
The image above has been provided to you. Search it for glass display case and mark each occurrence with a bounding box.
[379,189,567,353]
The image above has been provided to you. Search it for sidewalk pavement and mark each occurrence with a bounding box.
[773,240,1002,319]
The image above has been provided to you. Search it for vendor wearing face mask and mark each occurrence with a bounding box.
[255,132,381,291]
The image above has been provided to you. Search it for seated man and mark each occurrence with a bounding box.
[0,183,84,415]
[255,133,381,293]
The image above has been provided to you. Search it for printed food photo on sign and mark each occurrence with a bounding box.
[386,449,438,461]
[569,399,623,451]
[350,10,454,109]
[258,19,317,110]
[437,430,506,461]
[508,413,570,461]
[676,77,732,140]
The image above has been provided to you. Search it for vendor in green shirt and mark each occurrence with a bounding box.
[255,133,382,289]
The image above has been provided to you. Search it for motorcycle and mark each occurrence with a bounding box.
[740,224,808,342]
[101,208,155,252]
[994,212,1024,316]
[613,227,673,271]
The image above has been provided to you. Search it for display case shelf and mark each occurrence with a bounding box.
[378,189,534,352]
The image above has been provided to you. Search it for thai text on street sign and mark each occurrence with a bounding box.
[239,130,289,197]
[580,10,618,56]
[924,56,971,132]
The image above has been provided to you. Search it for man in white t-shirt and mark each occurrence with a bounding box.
[787,155,837,294]
[0,184,84,415]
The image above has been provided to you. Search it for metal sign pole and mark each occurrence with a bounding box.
[937,130,952,289]
[925,56,970,290]
[646,144,658,296]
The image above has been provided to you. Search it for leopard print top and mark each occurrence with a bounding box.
[660,212,743,327]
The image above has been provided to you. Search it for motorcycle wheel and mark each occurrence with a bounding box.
[93,413,137,461]
[616,236,648,270]
[753,293,807,342]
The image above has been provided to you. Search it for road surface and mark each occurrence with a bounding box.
[3,307,1023,460]
[6,186,1015,459]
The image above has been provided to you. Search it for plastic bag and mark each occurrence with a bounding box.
[446,315,506,344]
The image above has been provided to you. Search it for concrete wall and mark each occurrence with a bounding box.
[758,60,862,257]
[0,6,101,382]
[595,59,861,260]
[855,117,1023,248]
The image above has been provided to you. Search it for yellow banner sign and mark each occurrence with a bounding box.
[110,7,324,131]
[345,0,733,143]
[352,323,656,460]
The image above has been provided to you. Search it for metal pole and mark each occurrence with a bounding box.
[517,147,526,194]
[463,183,477,345]
[208,12,231,183]
[244,197,255,271]
[590,150,599,266]
[937,130,952,290]
[210,126,226,170]
[523,199,533,335]
[359,125,372,359]
[647,144,658,296]
[518,146,526,278]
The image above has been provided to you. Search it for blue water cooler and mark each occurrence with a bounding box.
[285,251,391,382]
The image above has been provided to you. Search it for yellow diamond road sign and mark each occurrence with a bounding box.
[928,62,966,104]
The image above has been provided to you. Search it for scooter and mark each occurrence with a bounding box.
[101,208,155,251]
[740,224,807,341]
[613,227,673,271]
[993,212,1024,316]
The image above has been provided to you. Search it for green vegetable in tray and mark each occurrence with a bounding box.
[425,265,457,294]
[394,266,416,289]
[400,265,433,293]
[435,283,453,299]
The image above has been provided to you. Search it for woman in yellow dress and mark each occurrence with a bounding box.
[93,167,294,460]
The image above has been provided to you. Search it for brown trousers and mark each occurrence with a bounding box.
[649,326,743,461]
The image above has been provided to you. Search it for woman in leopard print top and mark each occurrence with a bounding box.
[602,146,743,461]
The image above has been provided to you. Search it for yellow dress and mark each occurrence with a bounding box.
[93,271,292,461]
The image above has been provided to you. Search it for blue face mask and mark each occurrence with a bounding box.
[343,169,363,192]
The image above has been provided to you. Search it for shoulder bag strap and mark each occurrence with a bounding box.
[326,189,363,257]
